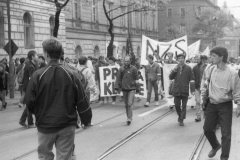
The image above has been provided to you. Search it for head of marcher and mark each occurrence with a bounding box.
[79,56,88,66]
[167,52,174,61]
[176,53,185,65]
[124,56,131,67]
[20,57,25,65]
[200,55,208,65]
[42,38,63,63]
[38,55,45,64]
[108,56,116,65]
[210,47,228,66]
[27,50,38,64]
[147,54,154,65]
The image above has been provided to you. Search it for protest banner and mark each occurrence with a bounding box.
[99,66,147,98]
[187,40,201,59]
[141,35,188,65]
[202,46,210,56]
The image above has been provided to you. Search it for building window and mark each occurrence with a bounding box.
[92,0,98,23]
[121,7,126,27]
[74,0,81,19]
[49,16,55,37]
[167,8,172,18]
[94,46,100,57]
[122,46,126,58]
[137,46,141,58]
[180,24,186,34]
[152,12,155,31]
[23,12,34,49]
[0,7,4,48]
[144,12,147,30]
[75,45,82,58]
[180,8,185,18]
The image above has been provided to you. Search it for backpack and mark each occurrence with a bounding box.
[17,64,25,85]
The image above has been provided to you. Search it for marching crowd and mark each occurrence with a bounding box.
[0,38,240,160]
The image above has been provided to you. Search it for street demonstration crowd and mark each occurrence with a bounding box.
[0,38,240,160]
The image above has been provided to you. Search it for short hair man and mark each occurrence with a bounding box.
[169,53,195,126]
[201,47,240,160]
[25,38,91,160]
[19,50,38,128]
[144,54,162,107]
[115,56,139,125]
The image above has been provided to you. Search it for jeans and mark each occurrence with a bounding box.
[174,96,188,121]
[147,80,159,102]
[195,89,201,118]
[19,107,34,125]
[123,90,135,121]
[38,126,76,160]
[203,101,233,160]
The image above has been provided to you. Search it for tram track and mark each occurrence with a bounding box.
[189,133,207,160]
[12,103,163,160]
[97,109,174,160]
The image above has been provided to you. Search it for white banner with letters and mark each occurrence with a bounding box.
[141,35,188,65]
[99,66,147,98]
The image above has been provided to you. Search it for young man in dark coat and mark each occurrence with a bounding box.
[25,38,91,160]
[169,53,195,126]
[19,50,38,128]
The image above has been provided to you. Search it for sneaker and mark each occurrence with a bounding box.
[179,121,184,126]
[155,102,159,106]
[18,103,23,108]
[208,145,221,158]
[195,117,201,122]
[126,120,131,126]
[19,122,27,127]
[144,102,150,107]
[3,102,7,109]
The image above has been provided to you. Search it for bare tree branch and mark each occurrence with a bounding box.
[107,3,135,14]
[61,0,70,9]
[103,0,111,22]
[112,8,148,21]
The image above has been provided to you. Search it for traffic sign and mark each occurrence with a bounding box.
[3,39,18,57]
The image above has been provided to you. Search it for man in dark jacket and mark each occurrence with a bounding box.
[192,55,208,122]
[169,53,194,126]
[19,50,38,128]
[25,38,91,160]
[0,63,8,111]
[115,56,139,125]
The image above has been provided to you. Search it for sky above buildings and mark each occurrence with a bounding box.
[218,0,240,18]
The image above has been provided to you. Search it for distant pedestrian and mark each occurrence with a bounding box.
[25,38,92,160]
[115,56,139,125]
[19,50,38,128]
[169,53,195,126]
[192,55,208,122]
[16,57,25,97]
[144,55,162,107]
[0,63,8,111]
[201,47,240,160]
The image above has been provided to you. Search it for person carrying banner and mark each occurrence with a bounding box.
[192,55,208,122]
[144,55,162,107]
[115,56,139,125]
[25,39,91,160]
[201,47,240,160]
[169,53,195,126]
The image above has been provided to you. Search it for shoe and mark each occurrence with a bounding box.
[112,101,116,105]
[19,122,27,127]
[127,120,131,126]
[179,121,184,126]
[144,102,150,107]
[155,102,159,106]
[191,106,194,109]
[3,102,7,109]
[18,103,23,108]
[208,145,221,158]
[178,117,181,123]
[169,105,174,110]
[195,117,201,122]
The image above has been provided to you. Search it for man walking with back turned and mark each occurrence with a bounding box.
[25,38,91,160]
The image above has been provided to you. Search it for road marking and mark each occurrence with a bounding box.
[138,105,168,117]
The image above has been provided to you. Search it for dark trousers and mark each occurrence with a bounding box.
[147,80,159,102]
[203,101,233,160]
[123,90,135,121]
[19,107,34,125]
[174,96,188,121]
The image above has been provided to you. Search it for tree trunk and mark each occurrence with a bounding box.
[53,7,61,38]
[107,22,114,58]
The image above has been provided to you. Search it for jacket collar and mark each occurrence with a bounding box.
[47,60,62,66]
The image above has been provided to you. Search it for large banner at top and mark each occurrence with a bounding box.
[187,40,201,59]
[141,35,188,65]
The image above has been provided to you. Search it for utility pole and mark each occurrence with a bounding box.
[7,0,15,98]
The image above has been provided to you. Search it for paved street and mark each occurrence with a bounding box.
[0,94,239,160]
